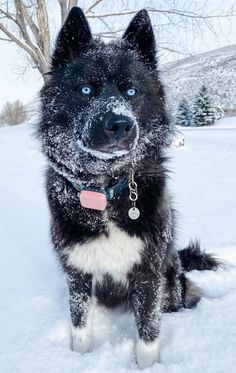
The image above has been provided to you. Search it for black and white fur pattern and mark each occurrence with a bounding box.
[37,8,220,369]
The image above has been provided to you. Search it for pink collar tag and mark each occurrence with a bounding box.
[80,190,107,211]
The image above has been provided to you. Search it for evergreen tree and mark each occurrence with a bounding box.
[176,98,192,127]
[193,85,217,126]
[215,106,224,120]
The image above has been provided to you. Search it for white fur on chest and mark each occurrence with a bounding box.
[66,222,143,282]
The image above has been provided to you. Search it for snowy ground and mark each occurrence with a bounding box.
[0,118,236,373]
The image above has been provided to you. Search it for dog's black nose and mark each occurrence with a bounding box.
[103,112,135,141]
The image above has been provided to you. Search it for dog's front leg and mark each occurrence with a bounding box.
[67,271,93,354]
[131,274,162,369]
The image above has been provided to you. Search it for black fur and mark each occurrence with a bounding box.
[123,9,157,69]
[68,271,92,328]
[179,240,222,272]
[52,7,92,69]
[36,7,221,368]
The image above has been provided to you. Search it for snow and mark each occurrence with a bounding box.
[76,139,129,160]
[0,119,236,372]
[178,115,236,130]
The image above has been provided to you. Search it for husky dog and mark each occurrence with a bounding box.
[37,7,220,369]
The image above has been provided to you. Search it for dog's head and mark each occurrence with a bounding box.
[38,7,169,178]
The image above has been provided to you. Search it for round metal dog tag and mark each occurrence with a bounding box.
[128,207,140,220]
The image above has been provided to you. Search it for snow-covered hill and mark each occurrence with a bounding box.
[162,44,236,117]
[0,120,236,372]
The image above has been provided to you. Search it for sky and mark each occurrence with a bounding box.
[0,0,236,111]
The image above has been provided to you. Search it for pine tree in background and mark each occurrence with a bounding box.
[176,98,192,127]
[193,85,217,126]
[215,106,224,121]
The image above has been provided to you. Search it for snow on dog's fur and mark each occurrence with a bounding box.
[36,7,220,369]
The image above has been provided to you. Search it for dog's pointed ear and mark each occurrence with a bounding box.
[51,7,92,69]
[122,9,156,69]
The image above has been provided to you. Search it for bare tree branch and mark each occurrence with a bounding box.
[0,21,39,66]
[85,0,103,15]
[0,4,48,77]
[36,0,50,64]
[58,0,68,25]
[0,7,17,24]
[0,36,13,41]
[14,0,32,46]
[86,8,236,20]
[19,1,39,44]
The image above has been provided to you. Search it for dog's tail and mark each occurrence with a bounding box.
[178,240,223,272]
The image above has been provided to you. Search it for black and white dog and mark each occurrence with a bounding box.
[37,7,220,369]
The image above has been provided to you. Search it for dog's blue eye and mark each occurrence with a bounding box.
[126,88,137,97]
[81,86,92,95]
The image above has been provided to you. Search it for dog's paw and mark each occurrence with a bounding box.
[71,325,91,354]
[135,338,159,369]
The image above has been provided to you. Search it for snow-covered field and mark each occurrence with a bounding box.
[0,118,236,373]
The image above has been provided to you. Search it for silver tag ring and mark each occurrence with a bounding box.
[129,191,138,201]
